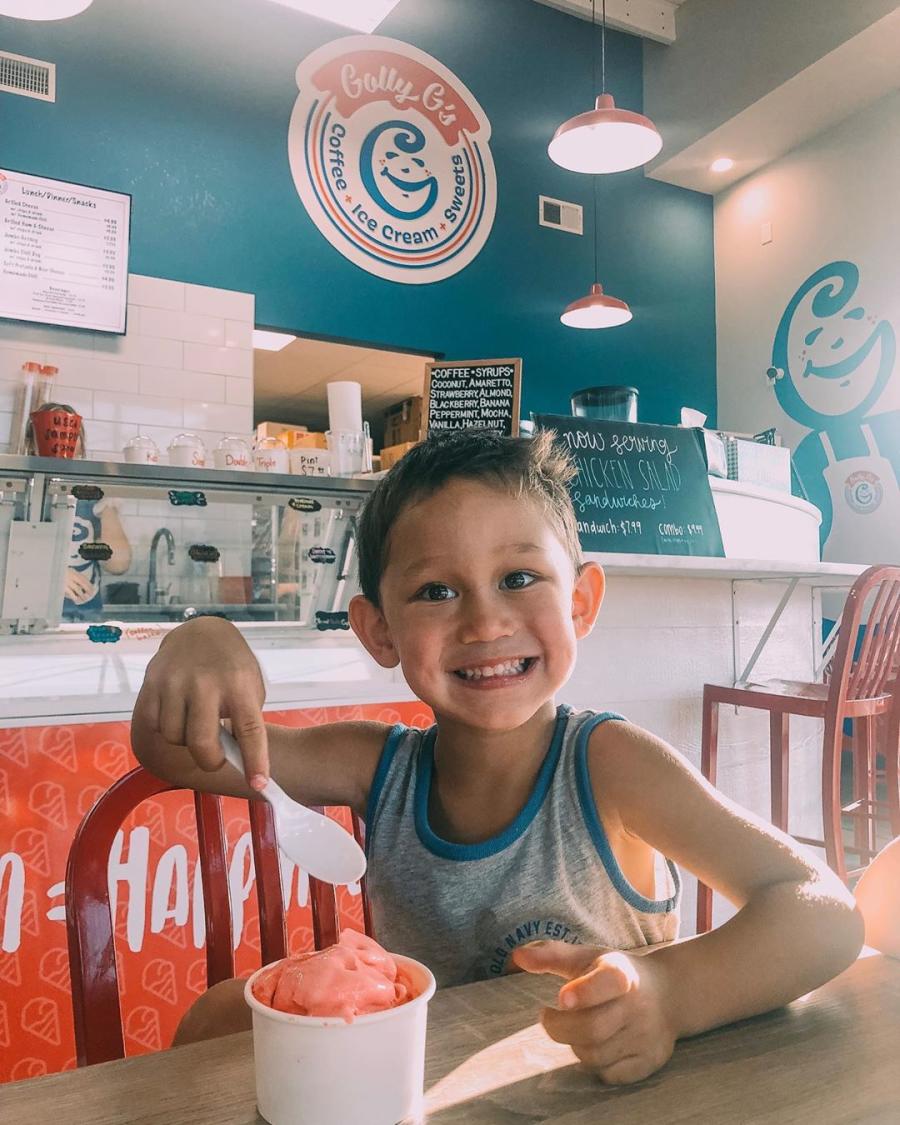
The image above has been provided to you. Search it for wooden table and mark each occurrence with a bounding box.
[3,953,899,1123]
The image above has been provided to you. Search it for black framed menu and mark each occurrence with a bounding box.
[0,168,131,334]
[533,414,725,556]
[424,358,521,437]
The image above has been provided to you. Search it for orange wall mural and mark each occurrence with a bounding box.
[0,701,433,1084]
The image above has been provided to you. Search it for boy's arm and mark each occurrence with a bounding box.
[591,720,864,1036]
[131,616,388,816]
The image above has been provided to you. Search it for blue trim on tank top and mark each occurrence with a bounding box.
[412,705,572,861]
[574,713,681,914]
[364,723,408,856]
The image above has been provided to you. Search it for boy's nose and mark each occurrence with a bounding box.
[456,594,516,645]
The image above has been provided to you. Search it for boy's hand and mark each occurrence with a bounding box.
[511,940,676,1085]
[135,617,269,788]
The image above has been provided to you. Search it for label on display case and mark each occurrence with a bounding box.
[168,489,207,507]
[71,484,103,502]
[533,415,725,556]
[424,358,521,437]
[315,610,350,631]
[289,496,322,513]
[188,544,220,563]
[0,168,131,334]
[86,623,122,643]
[77,541,112,562]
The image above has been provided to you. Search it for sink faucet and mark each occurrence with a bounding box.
[147,527,176,605]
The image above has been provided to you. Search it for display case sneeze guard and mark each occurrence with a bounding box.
[0,456,377,636]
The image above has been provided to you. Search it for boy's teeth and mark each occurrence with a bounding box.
[458,659,527,680]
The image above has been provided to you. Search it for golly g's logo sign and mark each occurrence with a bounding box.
[288,35,497,284]
[845,470,883,514]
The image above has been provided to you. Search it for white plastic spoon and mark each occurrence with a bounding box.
[219,726,367,885]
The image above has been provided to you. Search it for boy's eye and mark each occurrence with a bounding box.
[416,582,457,602]
[500,570,536,590]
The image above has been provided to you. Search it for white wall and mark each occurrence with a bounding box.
[0,275,256,598]
[714,91,900,566]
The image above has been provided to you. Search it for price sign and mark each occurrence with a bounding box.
[0,168,131,334]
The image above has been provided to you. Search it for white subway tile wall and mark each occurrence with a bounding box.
[0,274,256,603]
[0,274,254,460]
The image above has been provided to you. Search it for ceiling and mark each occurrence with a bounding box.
[532,0,687,45]
[254,336,431,445]
[645,2,900,195]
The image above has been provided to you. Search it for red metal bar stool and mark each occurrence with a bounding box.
[65,766,369,1065]
[696,565,900,934]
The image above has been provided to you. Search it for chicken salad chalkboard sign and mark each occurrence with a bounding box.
[533,415,724,556]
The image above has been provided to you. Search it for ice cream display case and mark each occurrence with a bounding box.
[0,455,371,635]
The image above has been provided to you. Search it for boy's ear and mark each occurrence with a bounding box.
[571,561,605,639]
[349,594,400,668]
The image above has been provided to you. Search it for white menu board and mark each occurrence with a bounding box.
[0,168,131,334]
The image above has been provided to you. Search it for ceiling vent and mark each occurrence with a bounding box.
[539,195,583,235]
[0,51,56,102]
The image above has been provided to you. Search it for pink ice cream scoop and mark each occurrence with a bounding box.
[251,930,416,1023]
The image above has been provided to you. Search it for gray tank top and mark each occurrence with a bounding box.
[364,705,680,987]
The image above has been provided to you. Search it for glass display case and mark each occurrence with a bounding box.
[0,456,376,635]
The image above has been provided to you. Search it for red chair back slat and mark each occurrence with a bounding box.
[66,766,371,1066]
[66,768,176,1066]
[248,800,287,966]
[855,583,900,699]
[194,791,236,984]
[834,567,900,704]
[353,813,375,939]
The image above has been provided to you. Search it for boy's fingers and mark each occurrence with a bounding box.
[541,994,627,1047]
[158,696,188,750]
[558,952,637,1011]
[511,940,606,981]
[184,696,228,772]
[227,706,269,787]
[570,1024,635,1070]
[134,683,161,735]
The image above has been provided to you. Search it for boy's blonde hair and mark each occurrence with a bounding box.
[358,429,583,606]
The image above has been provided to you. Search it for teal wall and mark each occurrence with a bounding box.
[0,0,716,424]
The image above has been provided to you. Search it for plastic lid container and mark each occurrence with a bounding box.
[570,385,639,422]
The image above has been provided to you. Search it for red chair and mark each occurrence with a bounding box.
[697,565,900,933]
[65,766,370,1065]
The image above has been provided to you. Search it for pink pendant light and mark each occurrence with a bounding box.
[559,167,633,330]
[548,0,662,174]
[561,282,632,329]
[0,0,92,17]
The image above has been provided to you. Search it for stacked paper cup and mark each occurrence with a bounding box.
[326,382,368,475]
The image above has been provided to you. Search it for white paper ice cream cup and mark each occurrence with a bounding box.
[244,955,436,1125]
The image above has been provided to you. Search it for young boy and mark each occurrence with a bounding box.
[132,429,862,1085]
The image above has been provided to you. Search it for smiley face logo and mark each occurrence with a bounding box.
[361,121,438,220]
[845,470,883,514]
[289,35,496,284]
[772,261,896,428]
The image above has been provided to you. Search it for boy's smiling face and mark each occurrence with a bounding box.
[350,478,604,732]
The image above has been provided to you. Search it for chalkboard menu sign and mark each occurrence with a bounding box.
[424,358,521,437]
[533,414,725,556]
